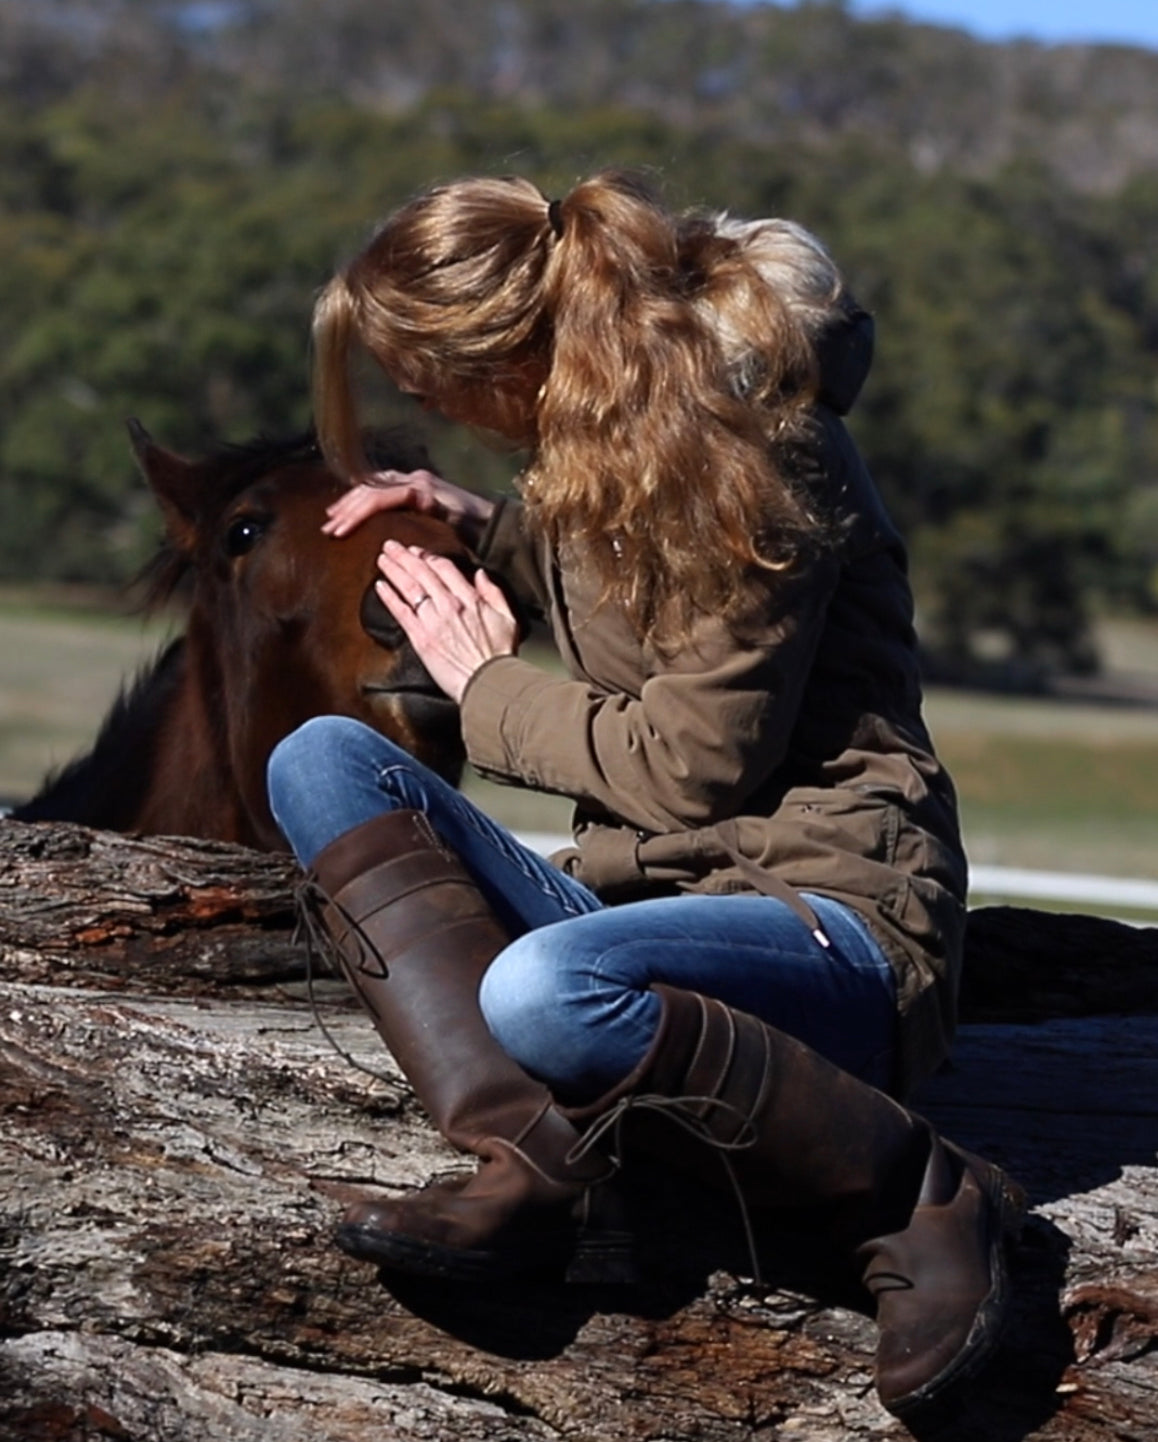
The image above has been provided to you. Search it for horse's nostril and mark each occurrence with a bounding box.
[360,583,406,648]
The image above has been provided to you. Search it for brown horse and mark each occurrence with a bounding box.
[14,423,469,850]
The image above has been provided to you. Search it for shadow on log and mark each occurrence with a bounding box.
[1,818,1156,1442]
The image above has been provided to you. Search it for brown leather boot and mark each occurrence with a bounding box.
[858,1138,1024,1418]
[304,808,630,1282]
[575,985,1026,1419]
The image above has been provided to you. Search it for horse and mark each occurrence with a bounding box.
[13,422,470,851]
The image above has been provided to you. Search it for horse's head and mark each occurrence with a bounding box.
[131,422,469,849]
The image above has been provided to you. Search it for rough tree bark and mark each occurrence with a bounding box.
[1,818,1155,1442]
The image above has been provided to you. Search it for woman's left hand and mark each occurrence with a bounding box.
[375,539,519,703]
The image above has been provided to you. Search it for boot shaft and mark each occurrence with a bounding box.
[610,985,930,1231]
[307,808,607,1184]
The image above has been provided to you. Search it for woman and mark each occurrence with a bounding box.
[267,171,1023,1421]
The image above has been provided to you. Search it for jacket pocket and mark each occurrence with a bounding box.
[754,784,902,868]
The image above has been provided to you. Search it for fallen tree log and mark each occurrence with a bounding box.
[2,820,1155,1017]
[1,818,1156,1441]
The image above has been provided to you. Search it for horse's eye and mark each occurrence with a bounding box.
[223,516,264,558]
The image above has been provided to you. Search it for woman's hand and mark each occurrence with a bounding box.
[375,539,519,703]
[323,468,495,548]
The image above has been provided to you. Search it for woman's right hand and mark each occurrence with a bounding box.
[322,468,495,547]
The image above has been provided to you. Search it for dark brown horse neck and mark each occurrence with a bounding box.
[13,627,275,848]
[132,617,268,847]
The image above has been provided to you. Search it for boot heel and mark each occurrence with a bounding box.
[565,1227,638,1285]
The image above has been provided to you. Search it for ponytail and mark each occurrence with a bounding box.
[529,172,822,642]
[311,273,370,482]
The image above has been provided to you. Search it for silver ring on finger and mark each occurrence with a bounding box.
[413,594,431,611]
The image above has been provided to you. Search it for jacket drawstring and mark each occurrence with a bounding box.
[715,819,832,949]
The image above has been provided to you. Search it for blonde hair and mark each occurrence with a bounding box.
[311,175,553,475]
[312,170,849,644]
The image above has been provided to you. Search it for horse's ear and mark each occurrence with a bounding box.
[127,418,200,554]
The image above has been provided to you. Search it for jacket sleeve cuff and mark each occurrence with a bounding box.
[460,654,563,785]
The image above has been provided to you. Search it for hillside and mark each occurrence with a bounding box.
[4,0,1158,192]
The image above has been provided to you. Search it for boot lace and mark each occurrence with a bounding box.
[567,1092,765,1284]
[293,875,399,1087]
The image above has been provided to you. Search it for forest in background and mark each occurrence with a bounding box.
[2,0,1158,680]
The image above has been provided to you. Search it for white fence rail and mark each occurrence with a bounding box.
[967,864,1158,912]
[516,832,1158,916]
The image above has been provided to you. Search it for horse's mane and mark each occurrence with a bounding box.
[12,639,188,828]
[139,427,430,610]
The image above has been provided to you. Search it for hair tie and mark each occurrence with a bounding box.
[547,198,565,238]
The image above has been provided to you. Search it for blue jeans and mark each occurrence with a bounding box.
[267,717,897,1100]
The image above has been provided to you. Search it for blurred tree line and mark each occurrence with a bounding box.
[1,0,1157,678]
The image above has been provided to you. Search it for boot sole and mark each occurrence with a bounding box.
[884,1165,1029,1422]
[335,1220,637,1285]
[335,1220,526,1280]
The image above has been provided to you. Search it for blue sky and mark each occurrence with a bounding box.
[838,0,1158,50]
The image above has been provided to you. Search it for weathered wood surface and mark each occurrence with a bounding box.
[2,819,1156,1016]
[1,818,1156,1442]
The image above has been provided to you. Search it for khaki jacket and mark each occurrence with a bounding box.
[465,335,967,1098]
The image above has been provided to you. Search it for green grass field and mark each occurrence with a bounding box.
[0,596,178,806]
[925,691,1158,887]
[2,594,1155,915]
